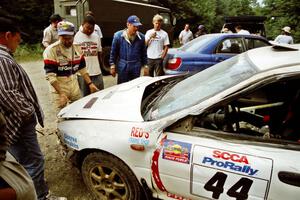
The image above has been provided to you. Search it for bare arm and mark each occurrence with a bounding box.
[161,45,169,59]
[81,72,99,93]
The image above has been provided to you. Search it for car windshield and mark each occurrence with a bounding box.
[180,34,215,53]
[148,54,258,120]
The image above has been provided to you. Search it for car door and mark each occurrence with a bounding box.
[214,38,243,64]
[153,128,300,200]
[152,75,300,200]
[244,38,270,50]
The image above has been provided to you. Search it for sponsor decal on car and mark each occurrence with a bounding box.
[162,139,192,164]
[128,127,150,146]
[191,145,273,199]
[202,150,258,176]
[167,192,191,200]
[63,133,79,149]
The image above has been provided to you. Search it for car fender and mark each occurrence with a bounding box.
[58,118,163,187]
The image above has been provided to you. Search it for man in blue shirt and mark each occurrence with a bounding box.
[109,15,147,84]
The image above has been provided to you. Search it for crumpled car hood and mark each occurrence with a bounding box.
[58,76,170,122]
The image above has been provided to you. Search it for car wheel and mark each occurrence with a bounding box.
[81,151,142,200]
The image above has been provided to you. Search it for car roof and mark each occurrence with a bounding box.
[247,44,300,71]
[202,33,266,39]
[180,33,268,53]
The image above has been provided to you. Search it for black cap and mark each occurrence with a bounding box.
[0,16,21,33]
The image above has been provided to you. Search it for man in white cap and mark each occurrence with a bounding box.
[43,21,98,110]
[274,26,294,44]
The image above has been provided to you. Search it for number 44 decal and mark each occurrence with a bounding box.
[204,172,253,200]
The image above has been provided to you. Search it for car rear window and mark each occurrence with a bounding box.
[180,34,214,53]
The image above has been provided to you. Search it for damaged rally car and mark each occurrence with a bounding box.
[58,44,300,200]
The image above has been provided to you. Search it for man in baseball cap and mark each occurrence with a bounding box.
[57,21,75,36]
[109,15,147,84]
[274,26,294,44]
[127,15,142,26]
[195,24,207,38]
[56,21,75,48]
[43,20,98,111]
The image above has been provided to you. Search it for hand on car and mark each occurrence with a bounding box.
[89,83,99,93]
[59,93,69,108]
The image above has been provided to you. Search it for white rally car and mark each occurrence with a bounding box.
[58,44,300,200]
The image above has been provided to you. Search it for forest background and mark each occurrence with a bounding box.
[0,0,299,58]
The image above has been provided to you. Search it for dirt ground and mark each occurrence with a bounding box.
[21,60,117,200]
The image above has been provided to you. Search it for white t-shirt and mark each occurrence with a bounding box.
[79,24,103,39]
[74,31,102,75]
[274,34,294,44]
[237,29,250,35]
[179,30,193,45]
[145,29,170,59]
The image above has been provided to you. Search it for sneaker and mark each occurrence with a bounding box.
[46,193,67,200]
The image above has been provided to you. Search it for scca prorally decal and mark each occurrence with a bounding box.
[202,150,258,176]
[162,139,192,164]
[128,127,150,146]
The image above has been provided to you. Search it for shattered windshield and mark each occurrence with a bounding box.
[148,54,258,120]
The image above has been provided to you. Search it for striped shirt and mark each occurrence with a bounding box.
[0,45,44,144]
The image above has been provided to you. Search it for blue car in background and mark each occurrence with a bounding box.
[164,33,270,75]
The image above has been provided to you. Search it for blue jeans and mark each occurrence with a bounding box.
[78,74,104,97]
[9,114,48,200]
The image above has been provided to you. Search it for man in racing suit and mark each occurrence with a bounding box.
[43,21,98,109]
[109,15,147,84]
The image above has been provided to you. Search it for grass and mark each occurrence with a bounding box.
[14,43,44,62]
[13,40,181,63]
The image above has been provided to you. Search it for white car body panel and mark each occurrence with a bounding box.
[58,76,173,121]
[58,118,163,197]
[154,131,300,200]
[58,45,300,199]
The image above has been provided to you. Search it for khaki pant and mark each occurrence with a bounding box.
[51,75,82,113]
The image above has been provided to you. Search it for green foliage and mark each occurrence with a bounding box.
[1,0,299,45]
[262,0,300,42]
[158,0,299,43]
[0,0,54,44]
[159,0,259,35]
[14,44,44,62]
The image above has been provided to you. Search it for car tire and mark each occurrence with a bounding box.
[81,151,142,200]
